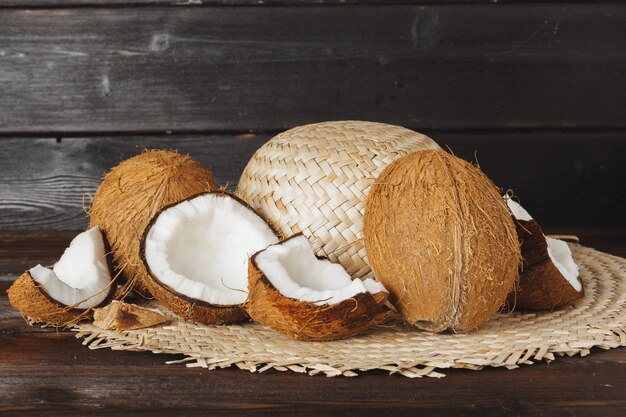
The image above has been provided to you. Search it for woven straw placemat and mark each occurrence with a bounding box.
[72,244,626,378]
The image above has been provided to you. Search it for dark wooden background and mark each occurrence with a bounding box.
[1,1,625,415]
[0,0,625,234]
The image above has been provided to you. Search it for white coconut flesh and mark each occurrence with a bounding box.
[255,235,386,306]
[30,227,112,309]
[505,197,533,221]
[144,193,279,306]
[505,196,581,291]
[546,237,581,292]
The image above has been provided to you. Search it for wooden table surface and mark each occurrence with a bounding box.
[1,229,625,416]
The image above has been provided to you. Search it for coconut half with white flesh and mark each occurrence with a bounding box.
[247,234,391,341]
[8,227,114,326]
[505,197,583,309]
[141,191,280,324]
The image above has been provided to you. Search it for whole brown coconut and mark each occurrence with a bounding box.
[364,150,521,333]
[89,150,217,297]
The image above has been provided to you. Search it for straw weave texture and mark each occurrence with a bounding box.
[236,121,441,279]
[73,244,626,378]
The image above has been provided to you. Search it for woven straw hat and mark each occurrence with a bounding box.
[236,121,441,279]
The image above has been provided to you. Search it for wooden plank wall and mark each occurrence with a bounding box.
[0,1,624,230]
[1,4,624,133]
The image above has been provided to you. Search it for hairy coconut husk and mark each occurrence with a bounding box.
[88,150,217,298]
[93,301,168,330]
[364,150,521,333]
[140,191,278,325]
[506,203,584,310]
[247,251,392,341]
[7,271,113,327]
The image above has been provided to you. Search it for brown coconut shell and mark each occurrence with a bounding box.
[507,259,584,310]
[246,239,392,341]
[7,270,113,327]
[364,150,521,333]
[140,191,280,325]
[89,150,217,298]
[141,276,248,325]
[516,219,549,269]
[507,212,584,310]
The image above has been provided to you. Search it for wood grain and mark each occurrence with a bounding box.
[0,135,271,230]
[0,231,76,278]
[0,4,624,134]
[1,132,624,231]
[0,0,617,7]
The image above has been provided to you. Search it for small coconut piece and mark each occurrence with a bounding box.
[89,150,217,298]
[247,234,391,341]
[93,301,168,330]
[505,197,549,268]
[7,227,114,326]
[505,197,583,309]
[142,191,279,324]
[364,150,521,333]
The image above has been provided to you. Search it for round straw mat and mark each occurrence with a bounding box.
[73,244,626,378]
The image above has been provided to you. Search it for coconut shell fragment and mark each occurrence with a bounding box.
[247,235,392,341]
[507,258,584,310]
[89,150,217,298]
[8,228,115,327]
[505,197,584,310]
[364,150,521,333]
[93,301,168,330]
[516,218,549,268]
[8,271,109,327]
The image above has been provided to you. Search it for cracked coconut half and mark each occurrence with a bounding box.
[141,191,279,324]
[8,227,114,326]
[247,234,391,341]
[505,196,583,309]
